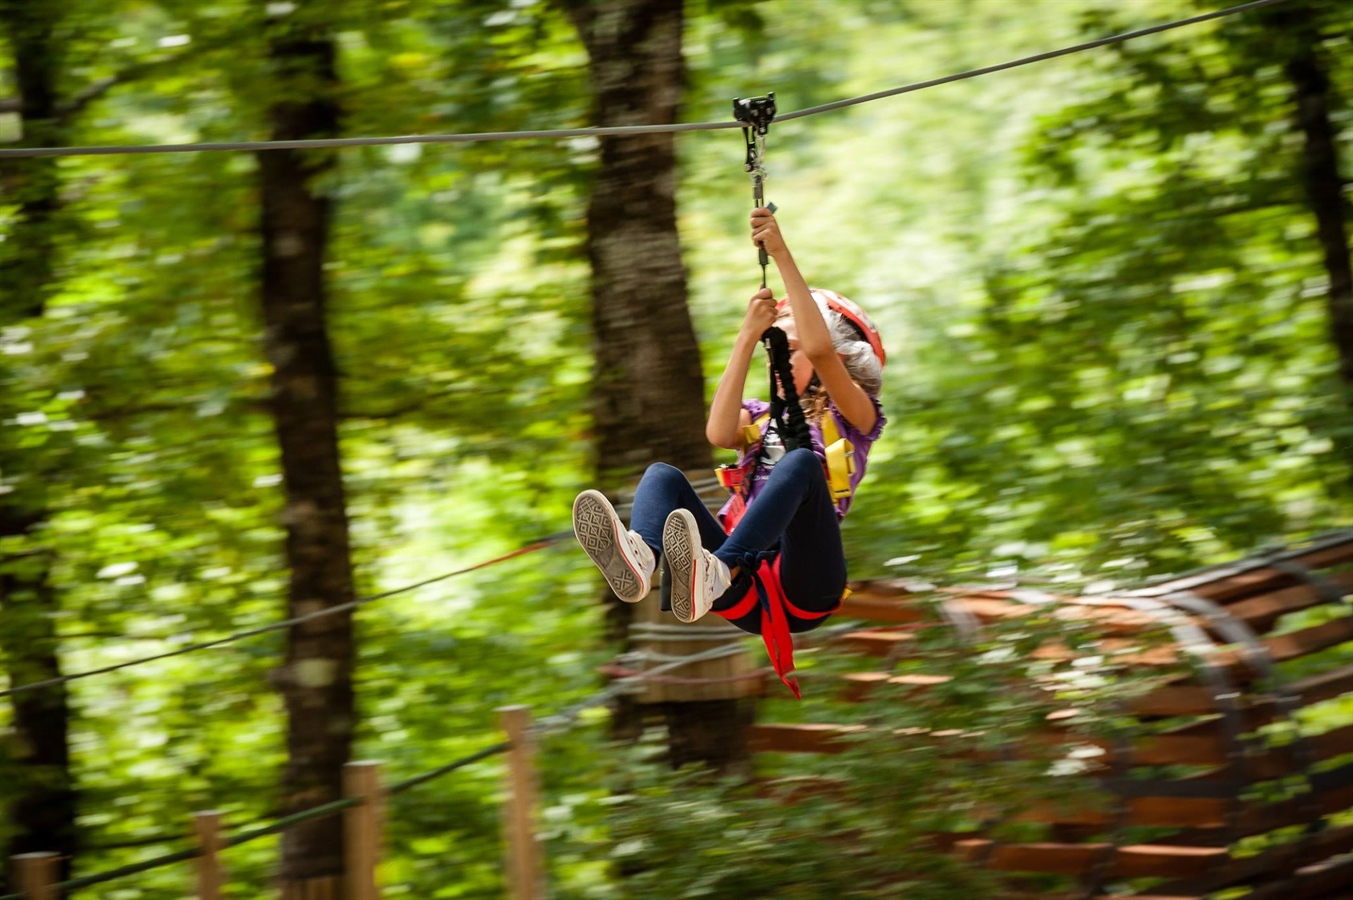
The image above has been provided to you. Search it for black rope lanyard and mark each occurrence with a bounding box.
[733,93,812,454]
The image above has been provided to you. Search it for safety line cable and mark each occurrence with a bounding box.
[0,535,568,700]
[0,0,1287,161]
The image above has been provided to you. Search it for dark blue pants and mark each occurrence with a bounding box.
[629,449,845,635]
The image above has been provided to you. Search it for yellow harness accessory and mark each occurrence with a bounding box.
[820,413,856,501]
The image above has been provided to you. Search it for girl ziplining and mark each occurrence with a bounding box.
[572,206,887,697]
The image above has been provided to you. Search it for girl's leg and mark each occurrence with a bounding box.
[629,463,727,557]
[714,448,846,617]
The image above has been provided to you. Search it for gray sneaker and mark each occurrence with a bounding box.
[662,509,732,623]
[572,490,655,603]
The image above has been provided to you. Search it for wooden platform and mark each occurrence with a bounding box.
[755,530,1353,898]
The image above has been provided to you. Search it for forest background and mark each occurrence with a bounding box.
[1,0,1351,897]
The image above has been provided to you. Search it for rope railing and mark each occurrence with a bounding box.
[0,738,517,900]
[385,741,513,797]
[9,846,205,899]
[0,0,1289,161]
[0,633,775,898]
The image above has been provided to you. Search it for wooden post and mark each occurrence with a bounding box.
[12,852,59,900]
[499,705,543,900]
[343,761,383,900]
[193,811,224,900]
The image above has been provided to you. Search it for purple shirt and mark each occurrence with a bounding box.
[718,396,886,523]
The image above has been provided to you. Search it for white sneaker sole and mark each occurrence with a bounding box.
[573,490,649,603]
[663,509,702,623]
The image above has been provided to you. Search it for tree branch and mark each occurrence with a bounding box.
[57,74,124,120]
[56,56,171,122]
[80,397,271,422]
[54,26,245,124]
[0,56,187,127]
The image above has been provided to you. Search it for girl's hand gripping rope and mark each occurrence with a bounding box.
[741,287,776,342]
[750,206,788,260]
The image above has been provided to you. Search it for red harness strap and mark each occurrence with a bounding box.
[712,557,835,698]
[713,499,839,699]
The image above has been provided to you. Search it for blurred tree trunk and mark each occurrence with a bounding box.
[254,15,357,894]
[561,0,710,478]
[0,0,77,886]
[1276,8,1353,402]
[558,0,752,774]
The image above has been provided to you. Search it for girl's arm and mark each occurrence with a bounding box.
[707,288,776,449]
[751,208,879,435]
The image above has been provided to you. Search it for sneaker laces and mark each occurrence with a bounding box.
[696,548,733,616]
[626,530,656,582]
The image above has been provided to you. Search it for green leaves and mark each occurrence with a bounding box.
[837,0,1353,585]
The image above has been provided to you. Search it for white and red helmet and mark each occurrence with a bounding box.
[776,288,886,368]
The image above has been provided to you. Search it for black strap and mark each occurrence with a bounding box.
[761,326,813,453]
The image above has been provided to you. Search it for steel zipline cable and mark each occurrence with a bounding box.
[0,535,568,700]
[0,0,1288,161]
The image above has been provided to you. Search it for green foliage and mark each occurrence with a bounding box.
[793,0,1353,586]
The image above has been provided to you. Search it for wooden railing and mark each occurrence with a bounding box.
[752,530,1353,899]
[4,706,543,900]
